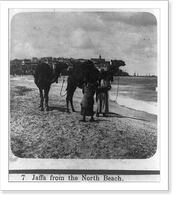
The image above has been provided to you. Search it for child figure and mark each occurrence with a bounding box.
[80,81,95,122]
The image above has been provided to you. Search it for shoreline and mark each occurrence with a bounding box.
[73,88,157,123]
[114,95,157,115]
[10,75,157,123]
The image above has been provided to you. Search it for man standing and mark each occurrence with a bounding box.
[96,71,111,117]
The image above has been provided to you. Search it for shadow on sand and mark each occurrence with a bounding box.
[49,106,67,112]
[48,108,149,122]
[105,112,149,122]
[50,107,80,114]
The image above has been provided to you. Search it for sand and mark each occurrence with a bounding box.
[10,75,157,159]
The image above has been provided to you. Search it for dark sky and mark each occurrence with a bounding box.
[10,11,157,75]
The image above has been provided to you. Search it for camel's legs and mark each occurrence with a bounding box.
[70,97,75,112]
[66,90,75,112]
[39,89,44,111]
[66,99,70,112]
[44,86,50,111]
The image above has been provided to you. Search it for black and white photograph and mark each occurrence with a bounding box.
[0,0,169,191]
[9,9,159,180]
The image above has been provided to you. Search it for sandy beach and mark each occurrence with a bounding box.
[10,76,157,159]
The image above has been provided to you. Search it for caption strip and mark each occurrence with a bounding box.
[9,170,160,182]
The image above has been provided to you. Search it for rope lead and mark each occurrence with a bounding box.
[60,76,67,97]
[109,76,120,102]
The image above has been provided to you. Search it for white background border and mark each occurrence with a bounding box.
[1,0,168,192]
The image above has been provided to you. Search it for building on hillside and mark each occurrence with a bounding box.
[10,59,23,66]
[31,57,38,62]
[78,58,87,63]
[21,59,32,66]
[91,55,110,70]
[21,59,37,74]
[91,54,105,64]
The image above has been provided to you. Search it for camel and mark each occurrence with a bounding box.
[34,62,68,111]
[66,59,126,112]
[66,60,99,112]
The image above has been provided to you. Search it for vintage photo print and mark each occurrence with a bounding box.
[0,1,168,191]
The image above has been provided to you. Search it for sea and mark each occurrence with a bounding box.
[109,76,158,115]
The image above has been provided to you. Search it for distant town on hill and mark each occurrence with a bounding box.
[10,55,130,77]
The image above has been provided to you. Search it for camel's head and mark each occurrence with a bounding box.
[107,60,126,80]
[111,60,126,67]
[50,62,68,83]
[54,62,68,75]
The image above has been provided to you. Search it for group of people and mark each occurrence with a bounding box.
[80,71,111,122]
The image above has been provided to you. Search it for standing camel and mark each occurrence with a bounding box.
[66,60,99,112]
[34,62,68,111]
[66,59,126,112]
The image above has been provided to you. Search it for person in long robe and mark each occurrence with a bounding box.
[96,72,111,117]
[80,82,96,122]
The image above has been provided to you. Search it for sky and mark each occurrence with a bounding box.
[10,11,157,75]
